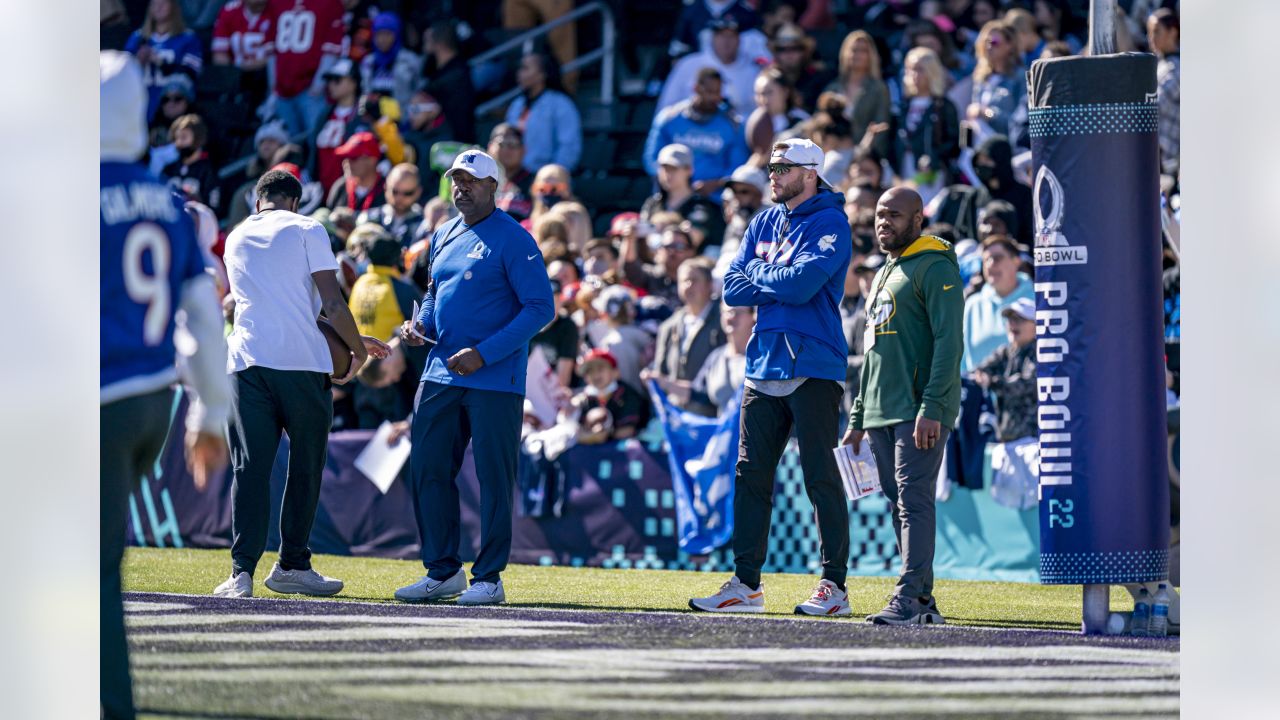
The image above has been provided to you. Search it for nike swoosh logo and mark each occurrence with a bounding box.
[527,254,538,261]
[943,284,955,291]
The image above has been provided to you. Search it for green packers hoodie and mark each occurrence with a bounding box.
[849,235,964,430]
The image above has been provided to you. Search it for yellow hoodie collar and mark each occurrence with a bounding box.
[900,235,951,258]
[367,265,402,278]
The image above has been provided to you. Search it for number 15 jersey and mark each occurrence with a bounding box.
[101,161,206,403]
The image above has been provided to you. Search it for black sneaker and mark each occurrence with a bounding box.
[919,595,946,625]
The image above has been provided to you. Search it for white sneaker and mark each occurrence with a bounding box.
[263,562,343,596]
[689,576,765,613]
[794,579,851,617]
[213,571,253,598]
[457,579,506,606]
[394,571,467,602]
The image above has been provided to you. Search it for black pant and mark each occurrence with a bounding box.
[228,366,332,577]
[733,379,850,588]
[102,388,175,720]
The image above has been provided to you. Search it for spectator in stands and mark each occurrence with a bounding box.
[532,278,581,388]
[503,0,578,91]
[690,301,753,416]
[421,19,476,144]
[224,120,290,227]
[768,22,834,113]
[972,297,1037,443]
[505,52,583,174]
[669,0,761,63]
[571,349,651,444]
[212,0,273,69]
[271,144,327,216]
[716,164,770,281]
[640,144,726,255]
[840,253,880,411]
[845,144,887,192]
[265,0,345,138]
[807,94,858,189]
[1003,8,1042,68]
[1148,7,1179,183]
[976,198,1018,242]
[592,285,653,393]
[745,66,811,163]
[527,164,575,229]
[358,163,424,248]
[972,134,1033,244]
[534,214,571,263]
[148,75,196,148]
[347,226,416,341]
[401,88,451,184]
[826,30,890,160]
[961,235,1032,372]
[582,237,620,281]
[314,58,367,191]
[357,93,408,165]
[127,0,204,119]
[552,201,593,258]
[902,18,962,81]
[162,114,219,210]
[326,131,386,212]
[646,258,726,417]
[891,47,960,201]
[361,12,423,109]
[1031,0,1083,57]
[489,124,534,221]
[625,224,696,308]
[352,337,415,429]
[658,17,766,122]
[645,68,750,192]
[963,21,1024,143]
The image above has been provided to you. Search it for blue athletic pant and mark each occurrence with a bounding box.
[409,381,522,585]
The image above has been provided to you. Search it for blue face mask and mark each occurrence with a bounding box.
[356,258,371,275]
[538,193,563,208]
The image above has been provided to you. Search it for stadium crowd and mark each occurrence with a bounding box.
[100,0,1181,508]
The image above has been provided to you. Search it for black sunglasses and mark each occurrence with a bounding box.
[767,162,817,176]
[162,95,187,102]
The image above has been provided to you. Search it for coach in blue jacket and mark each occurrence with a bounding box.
[395,150,554,606]
[689,139,855,617]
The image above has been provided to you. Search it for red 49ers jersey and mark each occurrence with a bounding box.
[268,0,345,98]
[211,2,275,67]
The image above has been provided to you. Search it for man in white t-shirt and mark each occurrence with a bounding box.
[214,169,388,599]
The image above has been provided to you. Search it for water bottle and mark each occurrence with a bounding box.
[1131,588,1151,636]
[1150,583,1171,637]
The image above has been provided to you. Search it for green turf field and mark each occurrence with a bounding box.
[124,547,1143,630]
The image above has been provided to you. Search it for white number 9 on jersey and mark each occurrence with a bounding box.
[122,222,172,347]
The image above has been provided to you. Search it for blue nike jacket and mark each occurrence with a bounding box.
[416,209,555,395]
[722,189,852,383]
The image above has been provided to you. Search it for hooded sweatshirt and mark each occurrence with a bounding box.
[849,235,964,430]
[723,189,852,383]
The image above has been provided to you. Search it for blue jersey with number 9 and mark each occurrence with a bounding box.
[100,161,206,402]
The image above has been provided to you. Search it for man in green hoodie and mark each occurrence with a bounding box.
[842,187,963,625]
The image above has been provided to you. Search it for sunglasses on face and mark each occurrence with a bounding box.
[494,140,522,149]
[534,182,569,195]
[390,187,419,197]
[662,242,691,252]
[776,45,803,53]
[163,95,187,103]
[767,162,816,176]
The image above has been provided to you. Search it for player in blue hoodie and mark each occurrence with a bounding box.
[689,139,855,617]
[394,150,554,606]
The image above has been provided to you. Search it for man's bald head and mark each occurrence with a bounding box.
[875,187,925,255]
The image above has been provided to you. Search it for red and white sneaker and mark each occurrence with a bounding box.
[689,576,766,613]
[794,579,852,617]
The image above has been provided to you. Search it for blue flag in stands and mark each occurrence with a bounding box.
[647,380,740,554]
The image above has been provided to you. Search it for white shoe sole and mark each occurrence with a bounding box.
[794,604,852,617]
[867,613,944,625]
[688,599,765,613]
[264,578,343,596]
[456,595,505,606]
[212,589,252,598]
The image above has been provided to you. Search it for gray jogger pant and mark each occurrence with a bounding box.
[866,422,951,600]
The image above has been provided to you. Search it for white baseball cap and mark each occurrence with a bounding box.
[444,149,501,182]
[770,138,833,189]
[657,143,694,169]
[100,51,148,162]
[726,164,769,196]
[1001,297,1036,322]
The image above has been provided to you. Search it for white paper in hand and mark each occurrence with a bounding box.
[408,302,434,344]
[833,441,881,502]
[354,421,412,494]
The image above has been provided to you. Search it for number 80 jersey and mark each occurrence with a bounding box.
[100,161,206,404]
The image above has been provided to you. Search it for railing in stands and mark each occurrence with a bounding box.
[471,1,616,116]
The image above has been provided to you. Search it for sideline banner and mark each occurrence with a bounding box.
[1027,54,1169,584]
